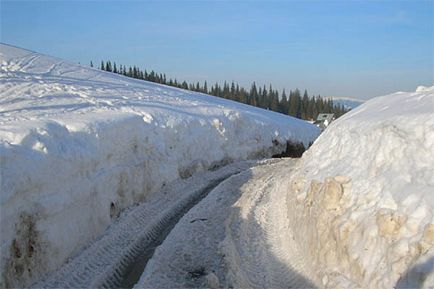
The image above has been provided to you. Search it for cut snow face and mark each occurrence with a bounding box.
[0,44,319,287]
[286,86,434,288]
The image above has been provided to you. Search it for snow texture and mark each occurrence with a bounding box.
[32,161,255,289]
[134,159,319,289]
[0,44,319,287]
[287,86,434,288]
[136,86,434,289]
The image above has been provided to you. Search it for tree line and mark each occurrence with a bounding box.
[91,60,349,120]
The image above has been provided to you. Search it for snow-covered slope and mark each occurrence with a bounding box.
[287,86,434,288]
[0,44,319,287]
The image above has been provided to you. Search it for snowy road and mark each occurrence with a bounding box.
[32,161,257,289]
[33,159,320,289]
[3,45,432,289]
[135,158,318,289]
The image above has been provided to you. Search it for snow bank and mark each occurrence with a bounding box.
[286,86,434,288]
[0,44,319,287]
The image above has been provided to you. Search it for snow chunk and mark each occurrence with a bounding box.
[416,85,434,93]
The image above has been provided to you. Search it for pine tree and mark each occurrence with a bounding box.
[105,61,112,72]
[90,59,351,119]
[230,82,236,97]
[270,90,279,111]
[261,85,267,109]
[279,89,288,114]
[203,81,208,94]
[292,89,301,118]
[301,90,309,119]
[250,82,258,106]
[182,81,188,89]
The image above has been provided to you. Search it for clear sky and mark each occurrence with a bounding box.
[1,0,433,99]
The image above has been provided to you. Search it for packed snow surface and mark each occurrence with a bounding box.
[0,44,319,287]
[32,161,256,289]
[134,159,320,289]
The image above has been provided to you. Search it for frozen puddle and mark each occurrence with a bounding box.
[32,161,258,289]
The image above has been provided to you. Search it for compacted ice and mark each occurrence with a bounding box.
[0,44,319,287]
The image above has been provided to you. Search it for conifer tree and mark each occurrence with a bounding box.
[250,82,258,106]
[282,89,289,113]
[182,81,188,89]
[105,61,112,72]
[92,59,350,119]
[203,81,208,94]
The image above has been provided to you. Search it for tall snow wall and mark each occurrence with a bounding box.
[0,44,320,287]
[285,86,434,288]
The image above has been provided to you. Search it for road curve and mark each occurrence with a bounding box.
[135,159,319,289]
[31,161,256,289]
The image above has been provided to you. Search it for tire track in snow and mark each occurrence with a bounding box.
[135,159,318,289]
[222,160,318,288]
[31,161,255,289]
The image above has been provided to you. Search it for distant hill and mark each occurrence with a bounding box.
[329,97,365,110]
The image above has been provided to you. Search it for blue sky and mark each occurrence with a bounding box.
[1,0,433,99]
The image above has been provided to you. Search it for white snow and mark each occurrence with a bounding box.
[134,159,319,289]
[32,160,258,289]
[135,86,434,289]
[286,86,434,288]
[0,44,319,287]
[2,43,431,289]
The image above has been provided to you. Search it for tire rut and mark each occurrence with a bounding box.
[32,162,254,289]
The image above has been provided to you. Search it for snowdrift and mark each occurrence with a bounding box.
[0,44,319,287]
[285,86,434,288]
